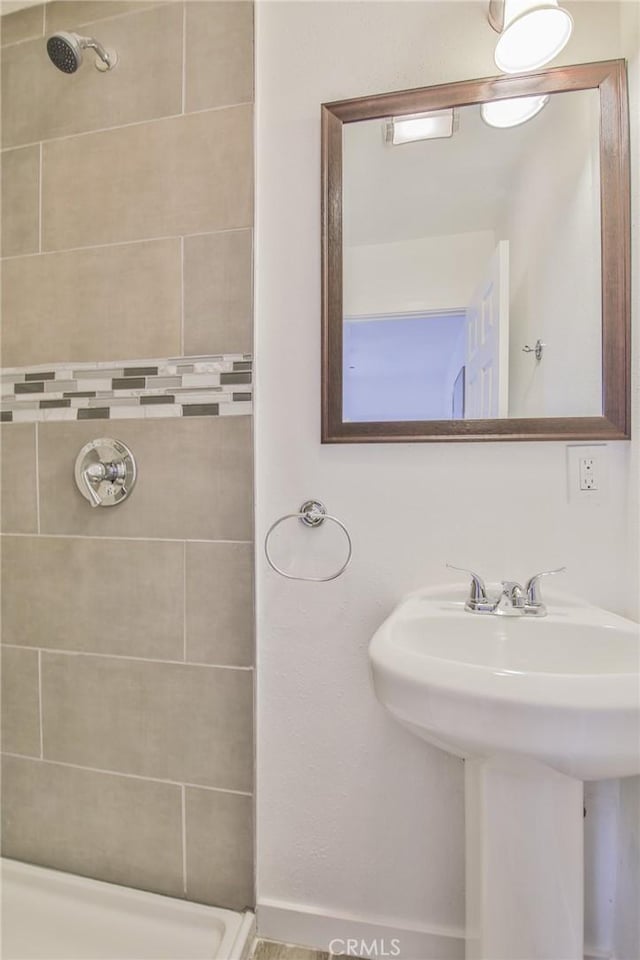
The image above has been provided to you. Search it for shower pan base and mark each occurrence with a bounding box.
[1,859,254,960]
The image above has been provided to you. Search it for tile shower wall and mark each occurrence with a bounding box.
[1,355,253,421]
[0,1,254,910]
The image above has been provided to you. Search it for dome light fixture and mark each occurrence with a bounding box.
[481,94,550,128]
[488,0,573,74]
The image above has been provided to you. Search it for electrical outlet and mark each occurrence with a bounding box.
[567,445,607,504]
[579,457,598,491]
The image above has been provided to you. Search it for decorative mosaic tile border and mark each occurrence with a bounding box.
[0,355,252,423]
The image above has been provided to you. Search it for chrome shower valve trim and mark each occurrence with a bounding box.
[74,438,136,508]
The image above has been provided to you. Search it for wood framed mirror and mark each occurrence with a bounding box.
[321,60,630,443]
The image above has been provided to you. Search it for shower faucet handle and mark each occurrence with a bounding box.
[82,464,106,508]
[81,460,128,508]
[74,439,136,508]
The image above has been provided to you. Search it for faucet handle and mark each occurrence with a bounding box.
[446,563,495,612]
[524,567,567,607]
[82,463,106,508]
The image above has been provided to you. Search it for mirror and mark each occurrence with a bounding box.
[321,61,630,442]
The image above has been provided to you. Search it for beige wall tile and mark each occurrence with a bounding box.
[38,417,253,540]
[185,1,253,112]
[1,145,40,257]
[42,105,253,251]
[45,2,165,33]
[0,4,43,45]
[184,230,253,355]
[186,541,254,666]
[185,788,253,909]
[41,653,253,791]
[0,425,38,534]
[0,145,40,255]
[2,239,182,366]
[2,4,182,149]
[1,755,183,896]
[1,646,40,756]
[1,536,184,659]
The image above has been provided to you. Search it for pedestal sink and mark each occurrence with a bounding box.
[369,586,640,960]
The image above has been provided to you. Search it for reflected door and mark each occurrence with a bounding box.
[464,241,510,418]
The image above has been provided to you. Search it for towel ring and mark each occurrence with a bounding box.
[264,500,352,582]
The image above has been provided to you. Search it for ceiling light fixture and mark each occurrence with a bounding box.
[386,109,454,145]
[481,94,550,128]
[488,0,573,74]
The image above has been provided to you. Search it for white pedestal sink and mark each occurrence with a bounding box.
[369,587,639,960]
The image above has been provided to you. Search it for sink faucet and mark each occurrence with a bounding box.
[446,564,566,617]
[497,580,527,615]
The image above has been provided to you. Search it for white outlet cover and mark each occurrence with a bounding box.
[566,444,608,505]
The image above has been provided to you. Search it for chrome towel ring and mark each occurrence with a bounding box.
[264,500,352,582]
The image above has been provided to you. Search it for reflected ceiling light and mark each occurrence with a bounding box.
[385,109,454,145]
[481,94,550,127]
[488,0,573,73]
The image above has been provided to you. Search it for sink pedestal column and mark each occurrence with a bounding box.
[465,756,583,960]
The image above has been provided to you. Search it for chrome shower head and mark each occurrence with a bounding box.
[46,31,117,73]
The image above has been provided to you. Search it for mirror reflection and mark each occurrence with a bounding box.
[342,89,601,423]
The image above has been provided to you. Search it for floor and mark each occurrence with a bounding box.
[251,940,332,960]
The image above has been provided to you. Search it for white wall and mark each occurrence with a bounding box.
[615,5,640,959]
[255,2,638,956]
[344,232,495,317]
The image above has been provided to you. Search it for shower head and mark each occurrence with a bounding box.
[46,31,117,73]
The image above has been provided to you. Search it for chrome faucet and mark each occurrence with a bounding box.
[496,580,527,615]
[447,564,566,617]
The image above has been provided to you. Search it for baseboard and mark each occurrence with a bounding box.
[256,899,465,959]
[584,948,612,960]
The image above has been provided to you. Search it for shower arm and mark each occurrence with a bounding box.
[80,35,117,71]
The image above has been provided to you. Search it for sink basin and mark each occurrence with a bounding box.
[370,586,639,780]
[369,586,640,960]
